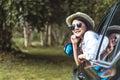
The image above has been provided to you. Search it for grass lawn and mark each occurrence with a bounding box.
[0,45,75,80]
[3,38,119,80]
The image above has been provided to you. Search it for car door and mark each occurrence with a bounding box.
[90,0,120,79]
[93,0,120,69]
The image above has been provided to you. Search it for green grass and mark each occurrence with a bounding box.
[0,43,75,80]
[9,38,120,80]
[3,38,100,80]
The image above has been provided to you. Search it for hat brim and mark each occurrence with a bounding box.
[107,25,120,35]
[108,25,120,33]
[66,12,95,28]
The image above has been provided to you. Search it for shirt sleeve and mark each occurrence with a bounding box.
[82,31,109,61]
[82,31,100,60]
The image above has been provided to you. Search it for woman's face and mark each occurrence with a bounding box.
[108,33,119,47]
[71,20,87,38]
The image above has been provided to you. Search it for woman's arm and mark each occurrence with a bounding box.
[71,35,81,66]
[72,43,80,66]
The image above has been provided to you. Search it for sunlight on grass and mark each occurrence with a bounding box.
[12,38,24,47]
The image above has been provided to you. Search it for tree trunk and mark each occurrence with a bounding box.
[40,31,44,46]
[48,24,52,46]
[23,21,30,47]
[0,23,2,52]
[44,24,48,46]
[0,22,12,53]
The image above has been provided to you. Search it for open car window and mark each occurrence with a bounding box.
[90,1,120,68]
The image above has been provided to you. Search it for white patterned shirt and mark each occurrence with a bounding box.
[79,31,109,61]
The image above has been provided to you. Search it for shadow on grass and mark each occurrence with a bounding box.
[2,49,75,67]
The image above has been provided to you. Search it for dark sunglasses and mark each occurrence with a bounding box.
[70,23,82,30]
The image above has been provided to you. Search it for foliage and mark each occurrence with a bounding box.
[0,0,117,52]
[63,0,117,26]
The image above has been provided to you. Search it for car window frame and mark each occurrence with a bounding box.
[90,1,120,68]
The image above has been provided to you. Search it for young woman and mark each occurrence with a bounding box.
[66,12,109,66]
[92,26,120,80]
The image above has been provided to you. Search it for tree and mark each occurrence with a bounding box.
[0,0,117,53]
[0,0,15,52]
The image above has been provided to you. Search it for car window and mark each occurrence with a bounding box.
[110,4,120,26]
[95,10,110,34]
[92,1,120,68]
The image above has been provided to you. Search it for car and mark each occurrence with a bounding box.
[64,0,120,80]
[92,0,120,79]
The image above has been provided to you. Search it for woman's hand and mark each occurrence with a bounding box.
[71,35,80,44]
[78,54,86,63]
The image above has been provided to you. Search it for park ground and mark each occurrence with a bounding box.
[0,45,75,80]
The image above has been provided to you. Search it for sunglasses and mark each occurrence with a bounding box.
[70,23,82,30]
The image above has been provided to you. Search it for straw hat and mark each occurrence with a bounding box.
[66,12,95,28]
[107,25,120,35]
